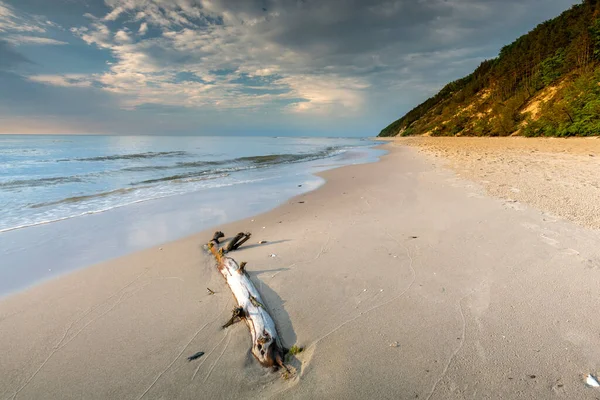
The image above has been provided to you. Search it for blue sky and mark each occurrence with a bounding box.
[0,0,579,136]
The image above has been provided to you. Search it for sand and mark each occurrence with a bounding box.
[2,140,600,399]
[394,136,600,229]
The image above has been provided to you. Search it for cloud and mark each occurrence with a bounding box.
[138,22,148,35]
[0,1,63,33]
[102,5,124,21]
[4,35,68,46]
[63,0,385,113]
[0,1,45,32]
[0,0,581,134]
[71,22,112,48]
[0,0,66,49]
[58,0,577,118]
[114,29,132,43]
[281,74,370,114]
[28,74,93,87]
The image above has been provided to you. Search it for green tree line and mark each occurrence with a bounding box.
[379,0,600,137]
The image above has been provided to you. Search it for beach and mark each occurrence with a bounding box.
[395,136,600,230]
[2,138,600,399]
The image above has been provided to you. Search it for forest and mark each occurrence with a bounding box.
[379,0,600,137]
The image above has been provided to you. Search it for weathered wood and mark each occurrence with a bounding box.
[212,231,225,243]
[208,232,286,369]
[222,307,244,329]
[225,232,252,252]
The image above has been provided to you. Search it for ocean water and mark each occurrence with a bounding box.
[0,135,384,295]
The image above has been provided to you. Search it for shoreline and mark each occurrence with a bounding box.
[3,140,600,399]
[0,142,385,298]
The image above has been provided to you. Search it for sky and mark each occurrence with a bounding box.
[0,0,579,136]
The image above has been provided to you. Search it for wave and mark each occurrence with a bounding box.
[122,146,344,173]
[30,174,229,209]
[0,176,84,190]
[1,147,345,191]
[121,160,223,172]
[1,176,267,233]
[29,187,146,209]
[126,149,344,184]
[57,151,188,162]
[1,198,165,233]
[236,151,334,165]
[132,171,230,185]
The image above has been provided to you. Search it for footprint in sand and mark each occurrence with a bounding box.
[503,200,525,211]
[561,248,580,256]
[585,259,600,269]
[539,234,560,247]
[521,224,580,255]
[541,214,559,223]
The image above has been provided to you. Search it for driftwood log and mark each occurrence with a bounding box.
[208,231,286,370]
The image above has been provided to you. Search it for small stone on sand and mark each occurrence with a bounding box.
[585,374,600,387]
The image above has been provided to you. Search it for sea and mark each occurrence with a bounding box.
[0,135,384,295]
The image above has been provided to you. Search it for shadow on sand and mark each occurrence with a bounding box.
[213,233,302,375]
[246,270,296,349]
[246,270,304,375]
[239,239,291,250]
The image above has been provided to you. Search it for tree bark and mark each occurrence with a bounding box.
[208,232,286,370]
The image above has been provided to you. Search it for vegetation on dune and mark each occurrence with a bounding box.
[379,0,600,138]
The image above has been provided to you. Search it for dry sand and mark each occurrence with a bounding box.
[2,141,600,399]
[394,136,600,229]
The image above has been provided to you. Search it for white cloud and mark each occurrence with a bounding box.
[67,1,365,113]
[103,6,124,21]
[0,0,66,49]
[28,74,93,88]
[281,75,369,114]
[5,35,68,46]
[0,1,45,33]
[71,22,112,48]
[59,0,580,117]
[61,5,333,113]
[114,29,132,43]
[138,22,148,35]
